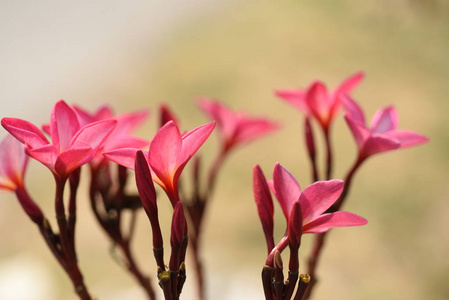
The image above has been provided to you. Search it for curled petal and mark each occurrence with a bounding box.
[370,106,398,134]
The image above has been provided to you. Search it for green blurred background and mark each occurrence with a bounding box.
[1,1,448,299]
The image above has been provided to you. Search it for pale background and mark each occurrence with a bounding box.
[1,1,448,299]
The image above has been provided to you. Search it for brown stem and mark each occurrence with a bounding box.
[324,128,333,180]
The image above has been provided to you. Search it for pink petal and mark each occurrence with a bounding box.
[50,100,80,151]
[103,135,149,152]
[344,114,370,148]
[341,95,365,124]
[55,147,91,176]
[385,130,429,148]
[70,120,117,153]
[275,89,310,114]
[233,119,279,146]
[178,122,215,170]
[149,121,182,188]
[113,110,149,136]
[272,163,301,219]
[135,150,158,218]
[197,98,236,139]
[26,144,59,172]
[306,81,331,124]
[103,148,141,170]
[335,71,364,95]
[299,180,344,224]
[288,201,303,248]
[0,135,28,190]
[303,211,367,233]
[370,106,398,134]
[2,118,49,148]
[361,134,401,157]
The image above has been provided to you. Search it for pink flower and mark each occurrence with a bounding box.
[104,121,215,205]
[197,97,278,152]
[266,163,367,234]
[2,100,117,179]
[0,134,28,191]
[72,105,149,167]
[276,72,364,130]
[342,95,429,159]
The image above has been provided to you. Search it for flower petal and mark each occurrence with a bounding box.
[103,148,141,170]
[335,71,364,95]
[299,180,344,224]
[55,147,92,177]
[0,135,28,190]
[50,100,80,151]
[26,144,59,172]
[70,120,117,153]
[275,89,310,114]
[149,121,182,189]
[341,95,365,124]
[2,118,49,148]
[305,81,331,125]
[303,211,367,233]
[233,118,279,146]
[385,129,429,148]
[370,106,398,134]
[272,163,301,219]
[178,122,215,170]
[361,134,401,157]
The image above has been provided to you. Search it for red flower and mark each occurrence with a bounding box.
[276,72,364,130]
[104,121,215,205]
[198,97,278,152]
[2,100,117,178]
[342,95,429,159]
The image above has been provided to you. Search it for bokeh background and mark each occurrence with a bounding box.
[1,1,448,299]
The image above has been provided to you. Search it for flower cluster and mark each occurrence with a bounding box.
[0,72,428,300]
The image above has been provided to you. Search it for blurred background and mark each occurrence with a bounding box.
[1,1,448,299]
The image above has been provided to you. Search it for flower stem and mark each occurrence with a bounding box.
[324,128,333,180]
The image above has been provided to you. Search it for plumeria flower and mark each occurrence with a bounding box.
[104,120,215,205]
[342,95,429,159]
[0,134,44,223]
[197,97,279,153]
[2,100,117,179]
[276,72,364,131]
[71,104,149,168]
[253,163,367,251]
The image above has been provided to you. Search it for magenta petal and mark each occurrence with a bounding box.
[387,130,429,148]
[50,100,80,151]
[0,135,28,190]
[233,119,278,146]
[178,122,215,168]
[303,211,367,233]
[299,180,344,224]
[2,118,49,148]
[275,89,310,114]
[103,148,141,170]
[361,134,401,157]
[149,121,182,187]
[288,201,303,248]
[272,163,301,219]
[306,81,330,120]
[26,145,59,171]
[71,120,117,153]
[370,106,398,134]
[344,114,370,147]
[336,71,364,95]
[341,95,365,124]
[103,135,149,152]
[55,147,91,176]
